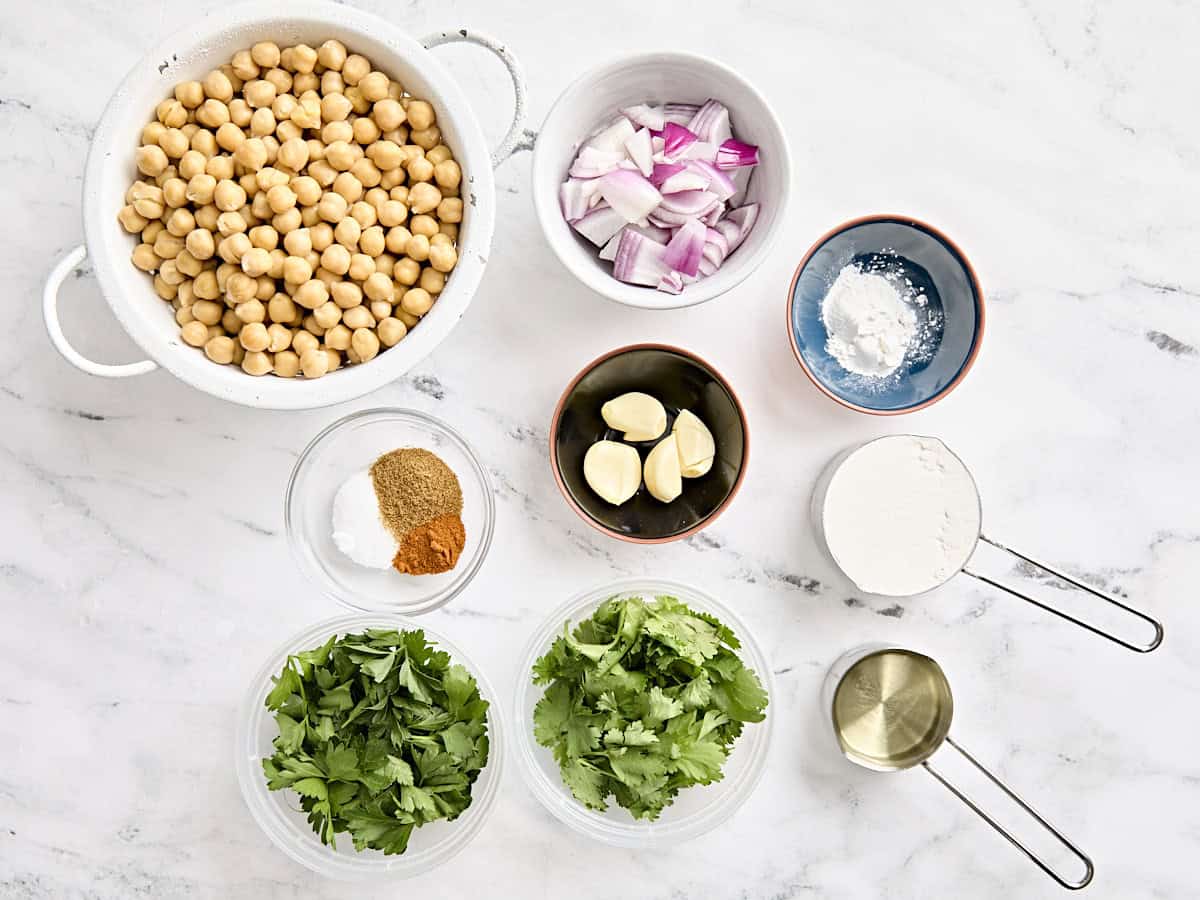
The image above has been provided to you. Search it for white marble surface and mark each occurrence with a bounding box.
[3,0,1199,897]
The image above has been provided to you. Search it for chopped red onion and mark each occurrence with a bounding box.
[621,104,665,131]
[598,169,662,224]
[560,180,592,222]
[686,160,735,200]
[658,190,719,216]
[687,100,733,147]
[662,103,700,125]
[661,122,698,159]
[586,117,636,153]
[715,138,760,169]
[649,162,686,187]
[623,128,654,177]
[569,147,625,178]
[612,230,670,286]
[572,205,626,246]
[714,203,760,252]
[658,168,710,194]
[662,218,706,277]
[658,271,685,294]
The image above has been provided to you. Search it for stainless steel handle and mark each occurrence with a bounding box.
[923,736,1094,891]
[421,29,537,168]
[963,534,1163,653]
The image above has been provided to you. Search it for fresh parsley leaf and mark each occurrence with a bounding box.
[261,628,490,854]
[530,595,767,820]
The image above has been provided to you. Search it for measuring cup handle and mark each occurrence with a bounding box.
[962,534,1163,653]
[922,736,1094,891]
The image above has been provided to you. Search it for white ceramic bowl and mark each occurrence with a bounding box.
[531,52,792,310]
[43,1,535,409]
[285,408,495,614]
[513,577,775,847]
[236,613,505,879]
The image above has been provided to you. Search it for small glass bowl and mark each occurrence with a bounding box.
[235,613,505,880]
[513,577,775,848]
[285,408,495,614]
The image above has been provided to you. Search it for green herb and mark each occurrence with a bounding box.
[531,595,768,820]
[262,628,489,855]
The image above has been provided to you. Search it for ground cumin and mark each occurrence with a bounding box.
[370,448,463,541]
[392,514,467,575]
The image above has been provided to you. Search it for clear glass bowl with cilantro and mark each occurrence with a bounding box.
[236,614,504,880]
[515,578,774,847]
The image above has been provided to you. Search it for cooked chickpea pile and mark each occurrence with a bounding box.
[120,40,464,379]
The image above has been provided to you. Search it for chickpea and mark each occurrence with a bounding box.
[401,99,432,131]
[207,154,236,180]
[407,155,434,183]
[320,243,351,275]
[255,166,289,191]
[393,256,420,286]
[389,184,409,205]
[349,200,377,229]
[331,281,363,309]
[437,196,463,224]
[249,225,278,250]
[154,231,185,260]
[401,287,434,316]
[234,297,265,325]
[279,254,311,285]
[359,225,386,257]
[194,271,220,300]
[428,243,458,274]
[157,98,188,128]
[362,272,393,302]
[241,350,272,375]
[276,120,302,144]
[295,279,329,310]
[356,71,387,103]
[263,183,295,214]
[235,318,268,351]
[243,79,277,109]
[420,267,446,294]
[334,216,361,249]
[217,210,247,236]
[300,205,321,227]
[249,41,280,69]
[136,144,169,177]
[216,121,246,152]
[433,159,461,190]
[228,98,253,127]
[273,349,300,377]
[276,136,308,172]
[283,228,312,257]
[204,335,236,364]
[164,207,193,237]
[268,293,297,323]
[424,145,450,165]
[310,222,334,251]
[230,49,259,81]
[386,226,412,255]
[180,319,209,347]
[158,127,190,159]
[191,128,218,157]
[195,204,220,231]
[409,214,437,238]
[250,106,276,137]
[118,205,149,233]
[367,140,403,172]
[290,330,317,356]
[371,198,403,228]
[260,322,289,352]
[342,54,370,86]
[225,271,256,303]
[321,92,353,124]
[234,136,269,171]
[175,80,204,109]
[352,116,381,145]
[320,70,345,96]
[318,39,347,71]
[379,166,405,190]
[272,93,298,121]
[142,121,167,146]
[202,68,233,102]
[194,99,228,130]
[322,120,353,145]
[395,309,420,329]
[308,158,337,187]
[292,43,318,74]
[291,175,321,207]
[351,327,380,362]
[377,316,407,347]
[325,140,357,172]
[323,323,351,350]
[157,260,184,287]
[317,191,348,223]
[273,207,302,234]
[300,348,329,378]
[290,94,321,130]
[179,150,207,179]
[410,127,441,151]
[375,252,396,277]
[348,253,375,281]
[343,305,374,330]
[371,98,406,132]
[214,179,247,212]
[313,300,342,330]
[406,234,430,262]
[239,246,271,276]
[191,299,223,325]
[369,299,392,320]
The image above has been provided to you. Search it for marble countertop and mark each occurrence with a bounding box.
[3,0,1198,897]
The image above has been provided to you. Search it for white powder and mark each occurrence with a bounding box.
[331,470,397,569]
[819,435,981,596]
[821,266,919,378]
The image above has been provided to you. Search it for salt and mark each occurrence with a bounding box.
[821,266,920,378]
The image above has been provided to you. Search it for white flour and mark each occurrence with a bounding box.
[821,265,923,378]
[819,435,981,596]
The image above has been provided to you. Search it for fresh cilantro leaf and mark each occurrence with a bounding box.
[711,665,769,723]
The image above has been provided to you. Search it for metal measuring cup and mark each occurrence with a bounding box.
[811,435,1164,653]
[823,643,1095,890]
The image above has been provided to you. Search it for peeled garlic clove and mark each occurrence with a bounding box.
[643,433,683,503]
[673,409,715,478]
[601,392,667,442]
[583,440,642,506]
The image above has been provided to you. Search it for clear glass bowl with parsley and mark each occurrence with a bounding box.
[236,614,504,880]
[514,578,774,847]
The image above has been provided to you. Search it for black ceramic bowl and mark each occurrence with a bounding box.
[550,344,749,543]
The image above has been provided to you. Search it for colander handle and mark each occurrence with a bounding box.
[422,30,537,168]
[923,736,1095,891]
[43,245,157,378]
[963,534,1164,653]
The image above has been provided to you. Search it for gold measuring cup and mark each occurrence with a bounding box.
[811,435,1163,653]
[823,644,1094,890]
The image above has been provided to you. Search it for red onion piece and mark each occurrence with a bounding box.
[569,146,625,178]
[662,103,700,125]
[661,122,698,159]
[572,205,626,246]
[621,104,665,131]
[623,128,654,177]
[612,230,670,286]
[715,138,760,169]
[662,218,706,277]
[658,169,710,194]
[598,169,662,224]
[657,271,685,294]
[586,117,636,153]
[658,189,719,216]
[687,100,732,147]
[686,160,735,200]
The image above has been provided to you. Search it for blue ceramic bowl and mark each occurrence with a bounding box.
[787,215,984,414]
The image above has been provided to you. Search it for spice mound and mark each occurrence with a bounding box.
[331,447,465,576]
